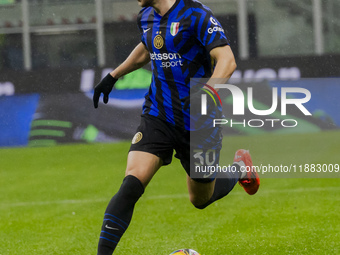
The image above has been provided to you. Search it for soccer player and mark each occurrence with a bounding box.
[93,0,260,254]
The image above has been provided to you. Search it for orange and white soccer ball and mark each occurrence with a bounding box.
[169,249,200,255]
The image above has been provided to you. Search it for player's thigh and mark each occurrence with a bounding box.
[186,175,216,206]
[125,151,163,187]
[179,127,222,205]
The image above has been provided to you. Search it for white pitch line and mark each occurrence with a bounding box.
[1,186,340,209]
[0,198,108,208]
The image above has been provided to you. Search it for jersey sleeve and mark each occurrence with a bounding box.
[192,7,230,53]
[137,10,147,46]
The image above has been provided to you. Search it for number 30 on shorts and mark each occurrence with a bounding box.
[193,149,216,166]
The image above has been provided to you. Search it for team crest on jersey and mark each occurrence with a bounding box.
[170,22,180,36]
[132,132,143,144]
[153,34,164,49]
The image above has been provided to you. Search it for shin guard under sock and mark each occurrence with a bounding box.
[97,175,144,255]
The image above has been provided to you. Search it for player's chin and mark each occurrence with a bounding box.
[137,0,150,7]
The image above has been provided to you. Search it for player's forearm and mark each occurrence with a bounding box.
[110,43,150,79]
[210,57,236,80]
[206,45,237,90]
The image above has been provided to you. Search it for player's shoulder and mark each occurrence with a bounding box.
[184,0,213,14]
[137,6,153,22]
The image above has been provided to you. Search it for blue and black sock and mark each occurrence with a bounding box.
[97,175,144,255]
[195,163,241,209]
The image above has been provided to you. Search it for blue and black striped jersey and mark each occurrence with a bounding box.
[137,0,229,130]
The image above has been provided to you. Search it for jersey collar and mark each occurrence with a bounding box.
[154,0,181,19]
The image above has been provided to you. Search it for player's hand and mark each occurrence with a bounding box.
[182,89,215,114]
[93,73,118,108]
[182,89,222,129]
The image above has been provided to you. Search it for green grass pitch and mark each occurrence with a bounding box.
[1,131,339,255]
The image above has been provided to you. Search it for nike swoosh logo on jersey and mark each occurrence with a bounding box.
[143,28,151,33]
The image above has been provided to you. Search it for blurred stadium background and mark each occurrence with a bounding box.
[0,0,339,254]
[1,0,340,146]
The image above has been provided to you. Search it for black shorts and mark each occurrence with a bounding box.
[129,114,223,183]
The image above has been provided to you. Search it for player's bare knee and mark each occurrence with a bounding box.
[125,169,148,187]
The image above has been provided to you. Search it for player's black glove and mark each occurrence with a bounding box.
[93,73,118,109]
